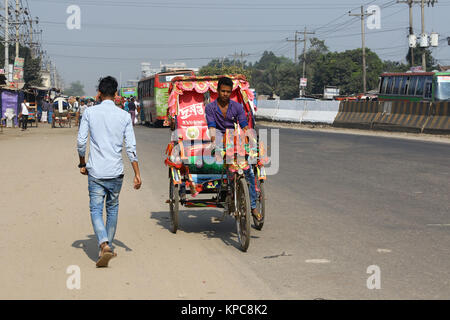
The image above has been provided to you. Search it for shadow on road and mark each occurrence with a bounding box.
[150,210,260,251]
[72,235,133,262]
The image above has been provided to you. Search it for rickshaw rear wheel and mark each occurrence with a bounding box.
[236,177,251,252]
[253,181,265,231]
[169,178,179,234]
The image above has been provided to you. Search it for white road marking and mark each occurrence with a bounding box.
[427,224,450,227]
[305,259,330,264]
[377,249,392,253]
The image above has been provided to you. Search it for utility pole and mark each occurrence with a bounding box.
[29,18,33,58]
[397,0,438,70]
[230,51,250,68]
[239,51,250,68]
[397,1,415,66]
[420,0,426,71]
[349,6,374,93]
[300,27,315,96]
[4,0,10,82]
[286,31,300,64]
[15,0,19,58]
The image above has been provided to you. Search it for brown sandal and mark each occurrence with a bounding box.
[96,244,113,268]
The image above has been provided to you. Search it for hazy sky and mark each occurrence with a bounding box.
[30,0,450,95]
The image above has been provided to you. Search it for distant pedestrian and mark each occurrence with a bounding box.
[48,98,54,124]
[41,98,51,123]
[72,97,80,113]
[77,76,142,268]
[128,98,136,126]
[20,99,29,131]
[78,99,87,128]
[135,98,141,124]
[124,98,130,112]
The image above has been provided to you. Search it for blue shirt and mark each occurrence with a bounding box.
[77,99,138,179]
[205,99,248,134]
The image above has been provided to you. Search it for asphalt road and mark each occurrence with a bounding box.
[137,125,450,299]
[1,124,448,299]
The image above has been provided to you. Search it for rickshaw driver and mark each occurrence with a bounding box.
[205,77,262,221]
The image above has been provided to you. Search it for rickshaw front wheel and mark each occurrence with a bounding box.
[236,177,251,252]
[169,178,179,234]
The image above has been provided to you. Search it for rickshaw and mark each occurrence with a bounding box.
[164,75,268,252]
[52,97,72,128]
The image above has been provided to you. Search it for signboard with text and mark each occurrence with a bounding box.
[300,78,307,87]
[14,57,24,68]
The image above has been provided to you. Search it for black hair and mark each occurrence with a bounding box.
[97,76,118,97]
[218,77,233,90]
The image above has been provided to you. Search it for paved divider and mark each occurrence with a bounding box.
[301,101,340,124]
[333,101,380,129]
[255,100,279,121]
[255,100,339,124]
[423,101,450,134]
[273,100,305,122]
[255,99,449,134]
[373,101,430,133]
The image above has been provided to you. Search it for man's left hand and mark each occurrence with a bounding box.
[80,167,88,175]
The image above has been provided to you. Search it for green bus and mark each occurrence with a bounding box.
[378,71,450,102]
[120,87,137,98]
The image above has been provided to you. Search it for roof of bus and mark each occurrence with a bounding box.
[435,71,450,76]
[139,70,195,82]
[381,72,435,77]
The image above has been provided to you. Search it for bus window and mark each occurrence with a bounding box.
[150,78,155,97]
[408,77,417,95]
[386,77,394,94]
[435,75,450,101]
[424,81,432,99]
[400,76,408,95]
[393,76,401,94]
[380,77,388,94]
[415,76,425,96]
[403,76,410,95]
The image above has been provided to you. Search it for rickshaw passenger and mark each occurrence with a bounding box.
[205,77,261,221]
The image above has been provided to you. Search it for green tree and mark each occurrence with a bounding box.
[64,81,85,96]
[312,48,384,95]
[198,64,252,82]
[406,47,437,71]
[301,38,329,95]
[382,60,409,73]
[251,51,299,98]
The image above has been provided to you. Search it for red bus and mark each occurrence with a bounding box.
[138,70,195,126]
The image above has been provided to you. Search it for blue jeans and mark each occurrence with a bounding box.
[48,111,53,124]
[245,168,257,210]
[88,175,124,248]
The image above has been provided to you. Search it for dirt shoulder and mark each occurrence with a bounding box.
[0,124,279,300]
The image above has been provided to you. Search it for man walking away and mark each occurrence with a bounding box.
[20,99,29,131]
[77,76,142,268]
[128,98,136,126]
